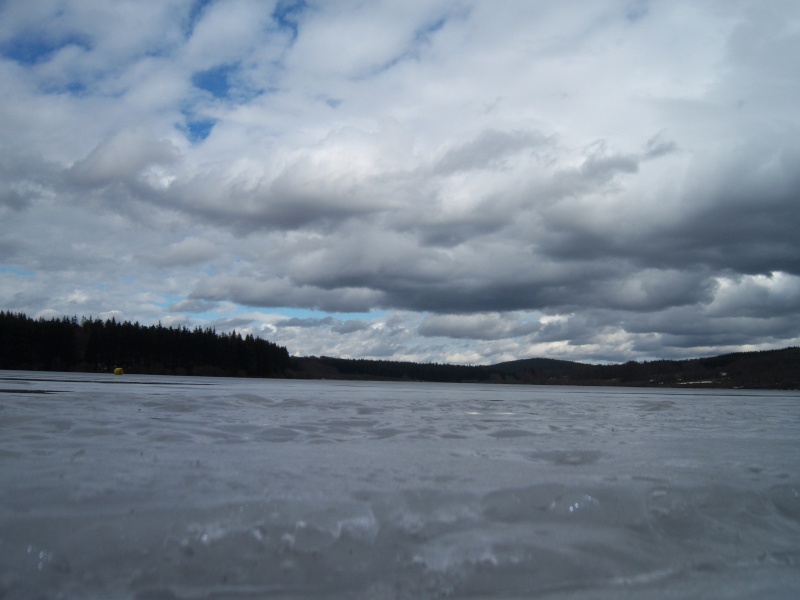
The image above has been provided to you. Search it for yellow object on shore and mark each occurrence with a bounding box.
[113,367,124,375]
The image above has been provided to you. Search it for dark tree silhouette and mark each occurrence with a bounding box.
[0,311,290,377]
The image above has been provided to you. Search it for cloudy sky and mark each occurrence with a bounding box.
[1,0,799,365]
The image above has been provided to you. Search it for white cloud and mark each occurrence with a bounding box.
[69,128,180,186]
[419,313,540,340]
[708,272,800,318]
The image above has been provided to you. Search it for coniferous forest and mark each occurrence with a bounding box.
[0,311,291,377]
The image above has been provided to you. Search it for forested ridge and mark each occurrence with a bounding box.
[292,349,800,389]
[292,356,509,383]
[0,311,290,377]
[491,349,800,389]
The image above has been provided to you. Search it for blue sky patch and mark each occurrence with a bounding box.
[272,0,308,41]
[42,80,88,97]
[0,266,37,278]
[0,34,91,66]
[192,63,237,98]
[184,117,216,143]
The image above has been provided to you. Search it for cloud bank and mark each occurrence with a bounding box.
[1,0,799,364]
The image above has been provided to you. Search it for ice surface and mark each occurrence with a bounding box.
[0,371,798,599]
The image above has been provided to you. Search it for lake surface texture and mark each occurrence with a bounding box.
[0,371,798,599]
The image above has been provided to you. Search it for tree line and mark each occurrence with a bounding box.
[292,356,510,383]
[492,348,800,389]
[0,311,290,377]
[2,310,797,387]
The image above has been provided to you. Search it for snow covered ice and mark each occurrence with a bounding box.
[0,371,799,599]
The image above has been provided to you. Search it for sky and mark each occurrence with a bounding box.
[1,0,799,365]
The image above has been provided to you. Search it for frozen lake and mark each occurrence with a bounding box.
[1,371,799,599]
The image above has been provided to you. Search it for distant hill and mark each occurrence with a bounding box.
[291,348,800,389]
[492,357,579,375]
[489,347,800,389]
